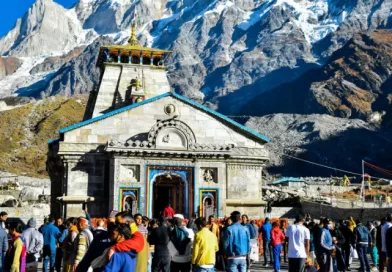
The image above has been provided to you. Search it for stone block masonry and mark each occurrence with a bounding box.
[301,201,392,222]
[2,204,50,227]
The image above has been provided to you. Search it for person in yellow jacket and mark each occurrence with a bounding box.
[347,217,356,232]
[207,215,220,243]
[192,217,219,272]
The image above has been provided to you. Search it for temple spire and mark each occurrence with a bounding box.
[128,21,140,46]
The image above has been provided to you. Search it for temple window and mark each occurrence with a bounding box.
[110,53,118,63]
[153,57,162,66]
[143,56,151,65]
[131,55,139,64]
[121,55,129,63]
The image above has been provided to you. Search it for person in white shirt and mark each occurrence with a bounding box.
[170,214,195,272]
[286,214,310,272]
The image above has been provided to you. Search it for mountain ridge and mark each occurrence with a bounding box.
[1,0,391,113]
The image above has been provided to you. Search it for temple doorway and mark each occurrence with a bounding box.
[153,174,185,218]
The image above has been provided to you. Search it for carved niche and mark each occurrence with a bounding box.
[148,119,196,150]
[201,168,218,183]
[118,165,140,184]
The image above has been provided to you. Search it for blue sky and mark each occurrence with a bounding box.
[0,0,78,38]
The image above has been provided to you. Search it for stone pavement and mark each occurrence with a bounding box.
[35,257,366,271]
[216,258,365,272]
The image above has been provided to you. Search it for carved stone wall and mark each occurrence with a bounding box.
[195,161,226,217]
[227,164,263,201]
[63,96,267,150]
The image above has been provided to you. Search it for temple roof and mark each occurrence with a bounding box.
[57,92,270,144]
[100,21,171,55]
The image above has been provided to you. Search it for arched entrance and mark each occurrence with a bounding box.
[147,166,194,218]
[153,173,186,218]
[203,194,215,219]
[123,194,137,215]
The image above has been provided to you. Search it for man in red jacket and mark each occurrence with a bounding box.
[108,212,147,271]
[163,203,175,218]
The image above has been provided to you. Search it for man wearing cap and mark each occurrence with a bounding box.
[22,218,43,272]
[170,214,195,272]
[70,217,94,271]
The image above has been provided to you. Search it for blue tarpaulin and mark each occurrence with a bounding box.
[272,177,305,185]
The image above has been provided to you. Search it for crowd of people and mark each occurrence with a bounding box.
[0,209,391,272]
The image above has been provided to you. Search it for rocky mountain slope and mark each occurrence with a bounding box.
[246,114,392,176]
[1,0,392,112]
[242,30,392,122]
[0,57,21,80]
[0,0,392,177]
[0,96,86,177]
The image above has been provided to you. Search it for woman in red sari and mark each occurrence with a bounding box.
[5,222,26,272]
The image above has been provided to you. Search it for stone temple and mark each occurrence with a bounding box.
[47,23,270,219]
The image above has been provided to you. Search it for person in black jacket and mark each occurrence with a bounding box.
[340,220,354,271]
[331,222,346,272]
[148,217,171,272]
[376,218,386,272]
[313,218,324,258]
[75,221,114,272]
[386,226,392,272]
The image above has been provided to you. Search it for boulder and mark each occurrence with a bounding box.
[18,187,41,202]
[0,195,18,207]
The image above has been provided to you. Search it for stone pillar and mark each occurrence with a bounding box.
[108,157,116,213]
[117,50,121,63]
[128,52,132,64]
[150,53,154,66]
[64,156,88,217]
[140,52,143,64]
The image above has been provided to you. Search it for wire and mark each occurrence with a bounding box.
[277,152,363,176]
[273,151,391,180]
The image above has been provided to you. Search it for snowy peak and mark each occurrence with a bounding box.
[0,0,97,57]
[0,0,391,115]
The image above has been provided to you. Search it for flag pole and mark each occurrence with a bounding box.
[360,160,364,200]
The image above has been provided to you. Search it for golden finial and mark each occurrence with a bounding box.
[134,77,142,89]
[128,21,140,46]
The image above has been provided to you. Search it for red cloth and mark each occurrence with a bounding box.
[163,206,174,218]
[271,227,285,246]
[111,231,145,253]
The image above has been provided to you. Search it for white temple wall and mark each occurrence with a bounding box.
[64,96,265,149]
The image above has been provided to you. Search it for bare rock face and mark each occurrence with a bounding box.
[243,30,392,122]
[1,0,391,110]
[30,46,86,75]
[0,195,18,207]
[0,0,96,57]
[18,187,41,202]
[36,36,114,97]
[246,113,392,176]
[0,57,22,80]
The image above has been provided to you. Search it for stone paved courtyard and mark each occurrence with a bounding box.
[35,257,366,271]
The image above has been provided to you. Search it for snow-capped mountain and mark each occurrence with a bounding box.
[0,0,391,115]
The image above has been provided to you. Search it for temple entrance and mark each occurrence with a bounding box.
[153,174,185,218]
